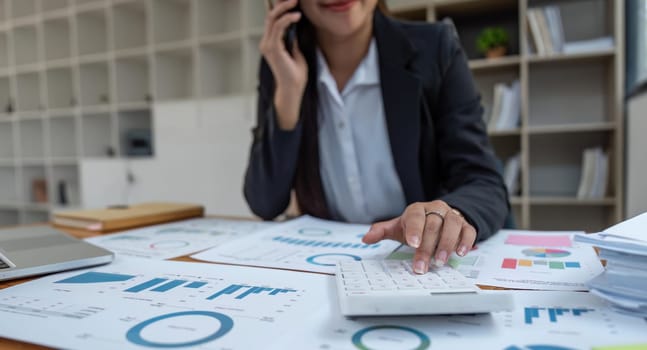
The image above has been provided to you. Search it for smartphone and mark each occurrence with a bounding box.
[265,0,300,55]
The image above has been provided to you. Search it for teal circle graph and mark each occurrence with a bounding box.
[306,253,361,266]
[126,310,233,348]
[351,325,430,350]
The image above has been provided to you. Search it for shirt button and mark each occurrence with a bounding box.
[338,121,345,129]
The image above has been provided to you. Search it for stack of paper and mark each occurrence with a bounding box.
[576,147,609,199]
[488,80,521,131]
[575,212,647,317]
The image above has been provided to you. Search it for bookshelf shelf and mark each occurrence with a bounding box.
[528,196,616,206]
[527,122,615,135]
[115,55,150,104]
[526,49,615,64]
[469,55,521,70]
[489,129,522,137]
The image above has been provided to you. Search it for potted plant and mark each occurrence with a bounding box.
[477,27,509,59]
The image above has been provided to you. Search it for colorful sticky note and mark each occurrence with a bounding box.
[518,259,533,267]
[502,258,517,269]
[505,234,572,247]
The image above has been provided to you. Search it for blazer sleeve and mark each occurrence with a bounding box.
[433,25,510,240]
[243,59,303,220]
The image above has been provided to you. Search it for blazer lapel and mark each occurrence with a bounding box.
[374,12,425,203]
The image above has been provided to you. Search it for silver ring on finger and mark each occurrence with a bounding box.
[424,210,445,224]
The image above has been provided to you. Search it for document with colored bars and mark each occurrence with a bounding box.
[1,257,645,349]
[388,229,604,291]
[192,215,401,273]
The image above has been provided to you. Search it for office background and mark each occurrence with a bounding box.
[0,0,645,232]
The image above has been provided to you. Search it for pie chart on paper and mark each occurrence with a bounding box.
[522,248,571,258]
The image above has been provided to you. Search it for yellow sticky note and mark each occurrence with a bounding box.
[518,259,533,267]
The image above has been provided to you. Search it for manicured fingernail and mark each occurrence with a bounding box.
[435,250,447,266]
[408,236,420,248]
[458,245,468,256]
[414,260,426,274]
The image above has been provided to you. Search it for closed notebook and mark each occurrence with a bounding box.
[53,202,204,232]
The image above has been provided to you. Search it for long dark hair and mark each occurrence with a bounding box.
[293,1,388,219]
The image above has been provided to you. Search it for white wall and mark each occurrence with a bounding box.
[80,96,257,218]
[626,91,647,218]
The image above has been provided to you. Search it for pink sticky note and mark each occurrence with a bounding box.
[505,234,572,247]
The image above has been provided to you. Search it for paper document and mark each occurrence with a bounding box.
[390,229,604,290]
[85,218,275,259]
[0,257,331,350]
[275,288,647,349]
[192,215,401,273]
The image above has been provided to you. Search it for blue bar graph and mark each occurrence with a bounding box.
[55,272,135,284]
[270,236,379,249]
[524,307,594,324]
[235,286,274,299]
[125,278,168,293]
[151,280,187,292]
[207,284,247,300]
[184,281,208,289]
[207,284,297,300]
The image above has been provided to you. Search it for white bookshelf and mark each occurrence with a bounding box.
[388,0,624,232]
[0,0,267,226]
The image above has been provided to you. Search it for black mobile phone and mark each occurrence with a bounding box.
[266,0,300,55]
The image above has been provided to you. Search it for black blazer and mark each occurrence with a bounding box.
[244,11,510,241]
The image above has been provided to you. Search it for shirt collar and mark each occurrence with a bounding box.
[317,38,380,98]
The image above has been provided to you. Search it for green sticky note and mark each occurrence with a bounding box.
[549,261,564,269]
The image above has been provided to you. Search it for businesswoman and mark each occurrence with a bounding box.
[244,0,509,274]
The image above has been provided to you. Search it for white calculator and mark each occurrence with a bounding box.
[335,259,513,316]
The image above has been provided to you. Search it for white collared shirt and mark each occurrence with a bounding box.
[317,39,407,224]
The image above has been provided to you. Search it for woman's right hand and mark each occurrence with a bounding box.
[260,0,307,131]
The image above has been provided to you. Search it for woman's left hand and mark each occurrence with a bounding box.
[362,200,477,274]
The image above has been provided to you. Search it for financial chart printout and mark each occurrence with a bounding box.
[192,215,401,273]
[0,257,330,350]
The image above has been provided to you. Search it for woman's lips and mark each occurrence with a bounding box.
[320,0,358,12]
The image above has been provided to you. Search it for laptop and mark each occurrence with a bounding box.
[0,226,114,281]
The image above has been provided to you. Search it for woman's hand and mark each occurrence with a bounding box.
[260,0,307,130]
[362,200,477,274]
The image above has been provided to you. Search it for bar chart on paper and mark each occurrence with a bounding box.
[191,215,401,273]
[0,257,331,350]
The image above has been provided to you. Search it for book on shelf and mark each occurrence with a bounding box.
[576,147,609,199]
[53,202,204,232]
[487,80,521,131]
[563,37,614,54]
[503,153,522,196]
[527,6,612,56]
